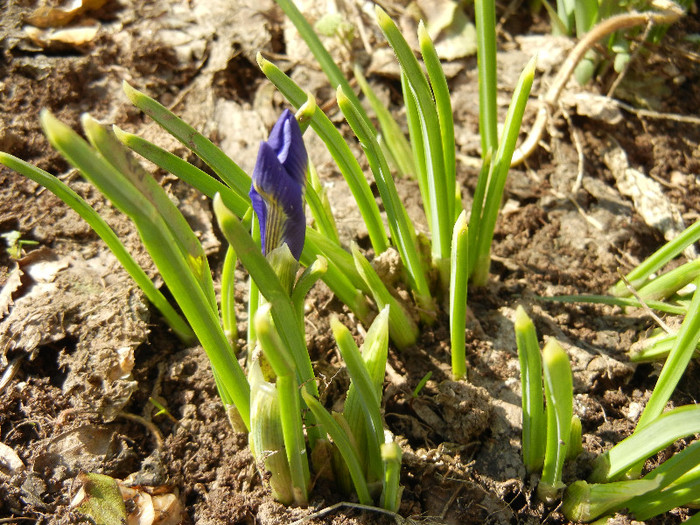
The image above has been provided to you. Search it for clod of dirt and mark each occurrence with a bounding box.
[0,250,150,419]
[34,425,137,479]
[411,380,492,445]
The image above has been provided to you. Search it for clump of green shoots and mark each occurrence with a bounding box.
[0,96,403,510]
[541,220,700,520]
[268,0,536,380]
[514,307,580,502]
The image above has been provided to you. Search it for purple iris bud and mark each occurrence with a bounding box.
[249,109,307,260]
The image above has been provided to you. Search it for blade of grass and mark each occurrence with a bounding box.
[122,81,251,198]
[538,338,573,503]
[354,65,415,179]
[332,317,384,481]
[301,389,373,505]
[342,306,390,484]
[248,361,295,504]
[514,306,546,473]
[376,6,451,267]
[380,442,403,512]
[541,294,688,315]
[472,56,536,285]
[635,259,700,302]
[610,219,700,297]
[337,85,434,316]
[306,161,340,244]
[113,126,251,218]
[590,405,700,482]
[450,211,469,380]
[401,71,431,232]
[83,116,217,315]
[635,277,700,431]
[418,21,456,226]
[630,458,700,521]
[273,0,372,131]
[475,0,499,155]
[221,245,238,342]
[562,479,660,522]
[467,150,492,276]
[0,152,194,343]
[351,243,418,350]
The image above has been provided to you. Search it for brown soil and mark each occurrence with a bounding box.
[1,1,699,524]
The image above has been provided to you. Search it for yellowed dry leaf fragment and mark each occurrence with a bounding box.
[25,0,108,28]
[24,24,100,48]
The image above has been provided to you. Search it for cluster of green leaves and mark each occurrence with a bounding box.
[514,307,580,502]
[0,91,404,509]
[271,0,535,380]
[518,220,700,521]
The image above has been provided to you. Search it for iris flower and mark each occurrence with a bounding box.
[249,109,308,260]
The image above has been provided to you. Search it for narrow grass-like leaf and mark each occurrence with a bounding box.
[629,456,700,521]
[255,304,310,506]
[351,243,418,350]
[514,306,546,473]
[342,306,390,484]
[539,0,569,35]
[413,372,432,397]
[291,256,328,322]
[556,0,576,34]
[332,317,384,480]
[590,405,700,482]
[122,81,251,198]
[380,442,403,512]
[635,277,700,430]
[635,259,700,301]
[562,479,660,522]
[306,161,340,244]
[337,85,434,316]
[354,65,415,179]
[538,338,573,503]
[221,245,238,342]
[248,361,294,504]
[574,0,598,36]
[273,0,372,131]
[610,219,700,297]
[629,331,700,363]
[301,389,373,505]
[83,116,217,315]
[376,6,451,265]
[542,294,688,315]
[401,71,430,232]
[568,415,583,461]
[418,22,456,225]
[0,152,194,343]
[40,111,251,428]
[475,0,499,154]
[257,54,389,254]
[467,150,492,277]
[472,57,536,285]
[113,126,250,218]
[450,211,469,380]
